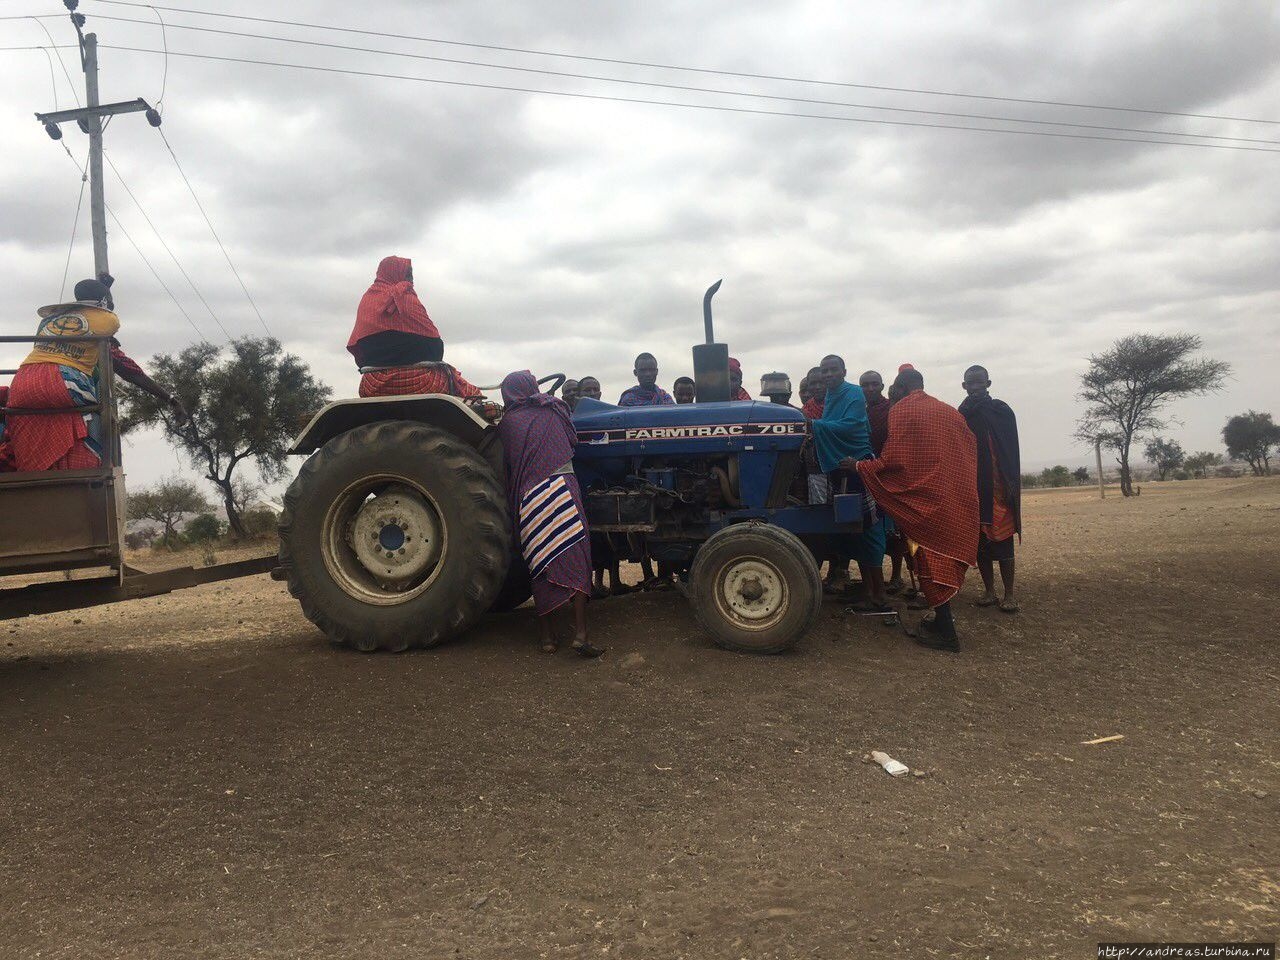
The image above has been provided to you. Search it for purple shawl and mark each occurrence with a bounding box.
[497,371,577,509]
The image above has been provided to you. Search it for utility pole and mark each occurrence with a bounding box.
[34,1,162,284]
[83,32,108,279]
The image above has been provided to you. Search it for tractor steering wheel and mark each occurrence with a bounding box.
[539,373,567,396]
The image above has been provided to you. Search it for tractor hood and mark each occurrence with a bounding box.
[572,398,806,457]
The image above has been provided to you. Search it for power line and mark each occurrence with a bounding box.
[154,126,271,336]
[60,154,88,300]
[61,13,1280,146]
[102,151,233,340]
[24,15,80,107]
[56,142,210,343]
[86,45,1280,153]
[81,0,1280,127]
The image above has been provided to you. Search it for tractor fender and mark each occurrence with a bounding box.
[289,395,493,456]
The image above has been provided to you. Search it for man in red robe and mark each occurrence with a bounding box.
[855,368,978,652]
[347,256,487,407]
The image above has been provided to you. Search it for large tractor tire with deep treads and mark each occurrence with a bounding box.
[688,522,823,654]
[278,420,511,652]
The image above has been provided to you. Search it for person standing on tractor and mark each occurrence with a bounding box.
[497,371,604,658]
[959,364,1021,613]
[4,277,184,472]
[618,353,674,406]
[813,354,889,614]
[855,368,979,652]
[728,357,751,401]
[347,256,489,412]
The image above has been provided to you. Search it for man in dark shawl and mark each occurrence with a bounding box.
[856,369,979,652]
[859,370,890,456]
[497,371,603,657]
[814,355,889,614]
[618,354,674,406]
[348,256,487,406]
[728,357,752,401]
[959,365,1021,613]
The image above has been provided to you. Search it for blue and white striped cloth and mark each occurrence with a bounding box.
[518,475,586,580]
[61,365,103,458]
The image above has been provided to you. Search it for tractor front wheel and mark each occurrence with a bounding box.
[688,523,822,654]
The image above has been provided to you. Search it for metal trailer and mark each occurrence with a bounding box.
[0,334,273,620]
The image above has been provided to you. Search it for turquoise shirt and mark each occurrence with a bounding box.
[811,380,873,473]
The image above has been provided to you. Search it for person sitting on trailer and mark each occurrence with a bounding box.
[4,277,183,472]
[347,256,490,411]
[728,357,751,401]
[618,353,674,406]
[853,368,979,652]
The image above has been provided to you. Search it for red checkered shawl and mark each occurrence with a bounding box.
[347,256,439,358]
[856,391,978,603]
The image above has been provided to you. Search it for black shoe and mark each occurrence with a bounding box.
[572,640,606,659]
[913,619,960,652]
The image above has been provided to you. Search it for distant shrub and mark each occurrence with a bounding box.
[1040,465,1074,488]
[1215,465,1240,478]
[124,528,159,551]
[242,506,279,538]
[1020,473,1041,489]
[184,513,225,544]
[1172,470,1191,481]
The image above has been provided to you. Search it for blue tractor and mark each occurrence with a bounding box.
[278,283,861,654]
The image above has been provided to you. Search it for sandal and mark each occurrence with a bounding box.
[999,598,1020,614]
[884,578,905,596]
[973,595,999,608]
[572,639,606,658]
[541,641,558,654]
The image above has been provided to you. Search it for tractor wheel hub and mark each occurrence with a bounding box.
[348,484,441,588]
[721,558,785,623]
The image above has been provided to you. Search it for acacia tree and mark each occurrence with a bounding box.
[1184,451,1222,479]
[1072,466,1090,484]
[1075,334,1229,497]
[1222,411,1280,476]
[1143,436,1185,481]
[127,478,210,547]
[120,337,331,537]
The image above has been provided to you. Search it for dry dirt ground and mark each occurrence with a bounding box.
[2,477,1278,959]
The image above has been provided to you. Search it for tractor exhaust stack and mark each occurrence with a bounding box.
[692,279,731,402]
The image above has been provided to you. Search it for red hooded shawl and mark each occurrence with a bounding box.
[347,256,439,358]
[856,391,978,605]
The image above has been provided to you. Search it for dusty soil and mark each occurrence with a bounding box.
[2,478,1277,959]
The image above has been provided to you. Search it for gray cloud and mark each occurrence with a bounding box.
[2,0,1277,489]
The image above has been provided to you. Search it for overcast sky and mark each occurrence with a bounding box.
[2,0,1278,494]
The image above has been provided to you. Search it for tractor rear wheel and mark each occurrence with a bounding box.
[278,420,510,652]
[688,523,822,654]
